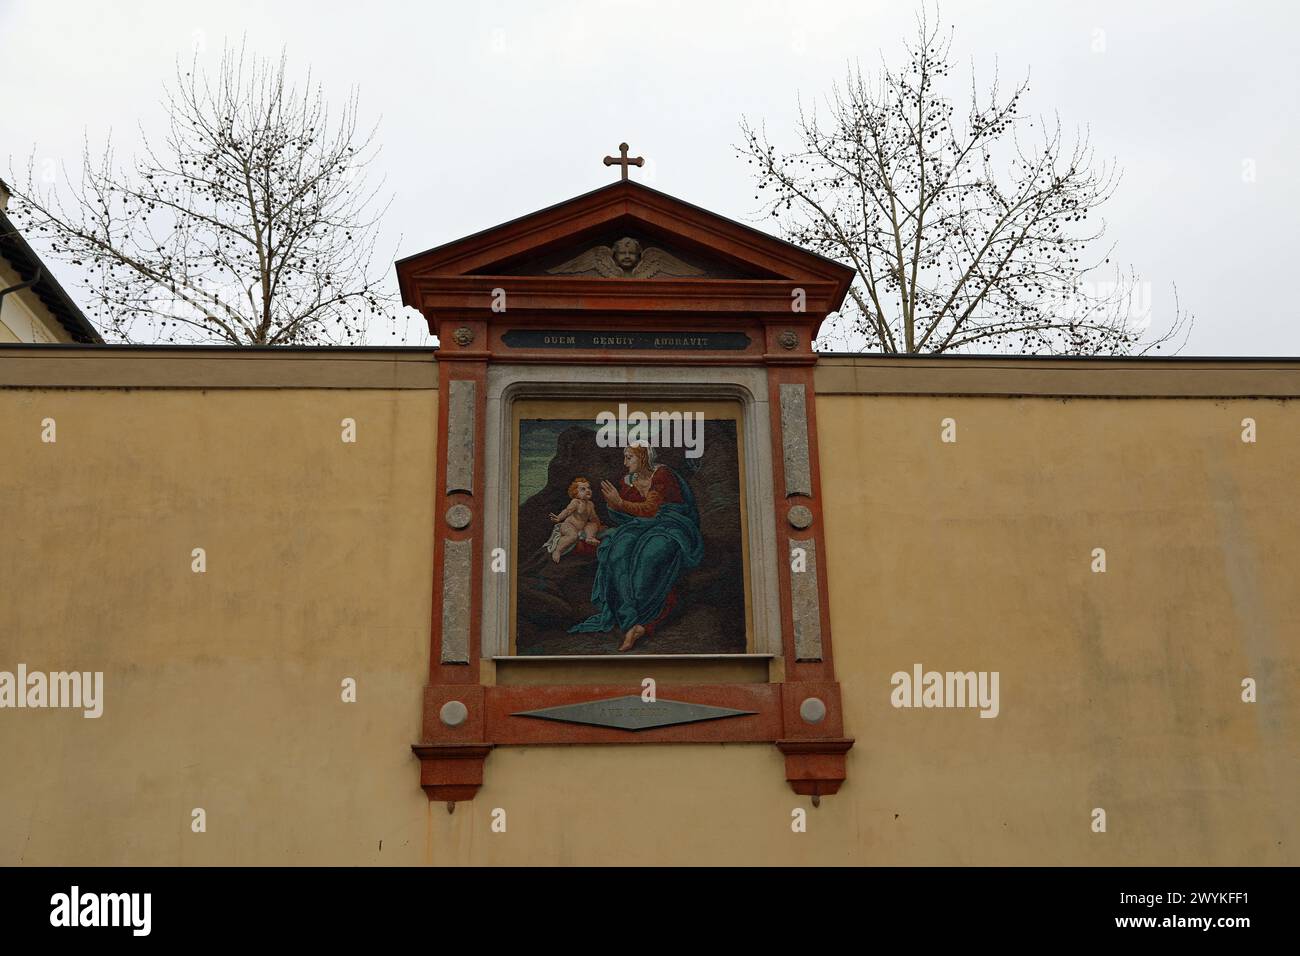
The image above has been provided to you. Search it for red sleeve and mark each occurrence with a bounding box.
[614,468,682,517]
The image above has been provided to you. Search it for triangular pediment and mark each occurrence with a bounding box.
[396,180,853,296]
[473,225,767,280]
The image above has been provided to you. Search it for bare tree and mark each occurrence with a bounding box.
[738,10,1190,354]
[7,43,395,344]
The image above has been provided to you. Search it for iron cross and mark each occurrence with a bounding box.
[603,142,644,181]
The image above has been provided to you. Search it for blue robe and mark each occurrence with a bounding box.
[569,467,704,635]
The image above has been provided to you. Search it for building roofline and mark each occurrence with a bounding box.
[0,208,103,344]
[395,179,855,278]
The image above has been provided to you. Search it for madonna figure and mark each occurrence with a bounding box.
[569,444,704,651]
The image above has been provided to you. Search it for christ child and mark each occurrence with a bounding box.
[547,477,601,562]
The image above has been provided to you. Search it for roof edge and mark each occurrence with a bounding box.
[0,209,103,344]
[396,179,855,282]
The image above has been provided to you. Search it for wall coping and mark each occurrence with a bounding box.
[0,345,439,389]
[2,345,1299,396]
[814,354,1300,398]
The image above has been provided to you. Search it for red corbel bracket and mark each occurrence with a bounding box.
[775,738,855,802]
[411,743,493,805]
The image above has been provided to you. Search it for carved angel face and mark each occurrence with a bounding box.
[612,238,643,271]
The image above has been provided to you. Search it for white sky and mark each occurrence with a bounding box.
[2,0,1297,354]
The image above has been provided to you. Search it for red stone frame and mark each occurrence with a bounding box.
[397,180,856,806]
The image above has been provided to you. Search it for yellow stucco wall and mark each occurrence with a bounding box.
[1,381,1296,865]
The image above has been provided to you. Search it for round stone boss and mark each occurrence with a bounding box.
[439,700,469,727]
[799,696,827,724]
[445,503,473,530]
[787,504,814,530]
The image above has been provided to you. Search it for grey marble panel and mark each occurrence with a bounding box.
[440,538,472,663]
[512,695,755,731]
[446,379,476,495]
[779,383,811,497]
[789,537,823,662]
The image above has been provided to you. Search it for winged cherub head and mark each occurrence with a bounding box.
[546,240,705,279]
[611,237,643,272]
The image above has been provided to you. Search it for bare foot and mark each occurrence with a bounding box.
[618,625,646,652]
[550,549,562,563]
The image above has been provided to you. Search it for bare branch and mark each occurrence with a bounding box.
[5,40,397,344]
[735,4,1192,355]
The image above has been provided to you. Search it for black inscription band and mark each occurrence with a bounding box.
[502,329,752,351]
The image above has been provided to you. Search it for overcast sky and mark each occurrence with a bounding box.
[3,0,1297,354]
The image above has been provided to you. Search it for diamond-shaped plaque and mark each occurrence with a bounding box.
[512,695,756,731]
